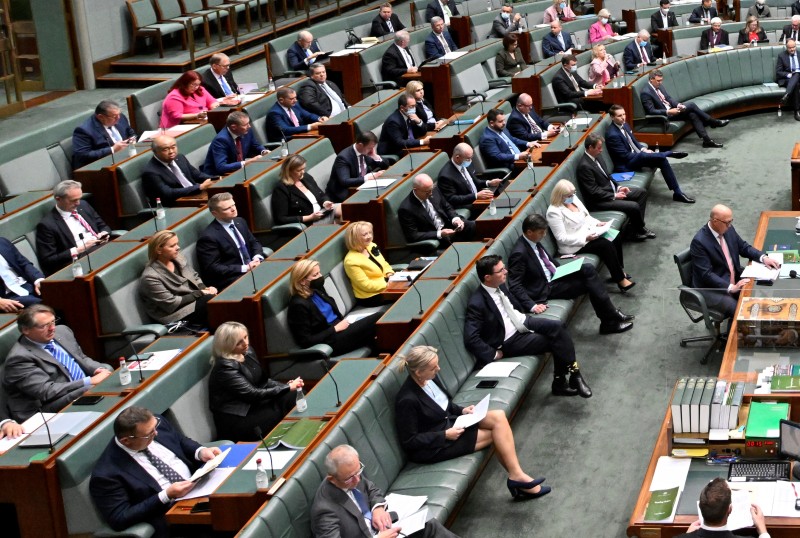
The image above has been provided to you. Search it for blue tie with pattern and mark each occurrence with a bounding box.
[44,341,84,381]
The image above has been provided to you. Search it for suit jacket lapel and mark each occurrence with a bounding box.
[324,480,372,537]
[110,442,164,492]
[51,208,77,247]
[26,339,71,377]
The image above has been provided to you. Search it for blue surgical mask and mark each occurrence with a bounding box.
[501,12,510,20]
[405,107,416,116]
[462,159,472,169]
[563,196,574,205]
[639,40,647,47]
[601,17,608,24]
[559,2,566,9]
[570,66,577,73]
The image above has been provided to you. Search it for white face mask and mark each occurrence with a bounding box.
[661,8,669,15]
[601,17,608,24]
[570,66,577,73]
[501,12,510,20]
[405,107,416,116]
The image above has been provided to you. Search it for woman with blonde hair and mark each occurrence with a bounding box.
[395,345,550,500]
[271,154,340,225]
[209,322,302,441]
[588,44,619,86]
[405,80,446,131]
[738,15,768,44]
[344,221,394,307]
[543,0,576,23]
[589,8,617,43]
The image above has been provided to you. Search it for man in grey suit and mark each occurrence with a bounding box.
[311,444,459,538]
[3,304,112,421]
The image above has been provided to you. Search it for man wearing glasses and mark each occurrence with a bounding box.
[311,444,459,537]
[201,53,239,100]
[690,204,781,318]
[2,304,112,421]
[71,99,137,169]
[90,406,221,535]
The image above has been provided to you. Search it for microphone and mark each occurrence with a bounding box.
[145,198,159,233]
[319,358,341,407]
[406,275,423,315]
[370,166,381,198]
[126,338,151,383]
[408,150,414,173]
[502,186,513,215]
[472,90,487,115]
[38,410,57,454]
[0,186,6,214]
[78,233,94,273]
[300,224,310,252]
[527,157,537,188]
[253,426,277,480]
[446,235,461,271]
[790,270,797,279]
[242,160,248,181]
[369,77,381,101]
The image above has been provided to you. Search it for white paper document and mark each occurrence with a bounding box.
[129,349,182,371]
[190,448,230,482]
[385,493,427,521]
[243,449,298,471]
[441,51,468,60]
[389,271,421,282]
[346,42,376,50]
[239,93,266,104]
[178,468,235,500]
[0,413,55,453]
[357,177,397,190]
[649,456,691,491]
[345,311,374,323]
[453,394,490,429]
[741,262,779,281]
[138,124,198,143]
[47,411,103,435]
[565,117,592,127]
[475,362,520,378]
[330,49,358,57]
[236,83,259,94]
[396,507,428,536]
[708,487,755,530]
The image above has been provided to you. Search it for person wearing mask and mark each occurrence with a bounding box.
[436,142,502,217]
[490,4,523,39]
[650,0,678,57]
[405,81,446,131]
[589,9,617,44]
[543,0,576,24]
[747,0,772,19]
[623,30,655,71]
[376,95,432,156]
[551,54,602,110]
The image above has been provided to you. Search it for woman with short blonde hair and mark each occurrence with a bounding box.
[343,221,394,307]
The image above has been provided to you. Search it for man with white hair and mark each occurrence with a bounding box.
[623,30,654,71]
[700,17,730,49]
[437,143,502,216]
[782,15,800,43]
[287,30,322,72]
[381,30,418,86]
[424,17,457,60]
[398,174,475,248]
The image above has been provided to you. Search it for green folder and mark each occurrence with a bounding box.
[551,258,584,281]
[644,486,680,522]
[603,228,619,241]
[264,419,326,449]
[745,401,790,438]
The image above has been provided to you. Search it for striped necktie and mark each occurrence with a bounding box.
[44,341,85,381]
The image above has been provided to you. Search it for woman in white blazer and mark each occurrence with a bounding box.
[546,179,635,292]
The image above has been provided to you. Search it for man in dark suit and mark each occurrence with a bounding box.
[71,100,137,169]
[0,237,44,310]
[437,143,502,217]
[508,214,633,334]
[490,4,523,38]
[143,135,216,206]
[297,64,349,118]
[782,15,800,43]
[552,55,602,110]
[376,95,432,156]
[690,204,780,318]
[605,104,694,204]
[507,93,560,142]
[287,30,322,72]
[623,30,655,71]
[688,0,718,24]
[196,192,265,290]
[311,444,459,538]
[425,0,459,24]
[700,18,730,50]
[266,87,326,142]
[381,30,419,86]
[327,131,389,202]
[674,478,769,538]
[90,406,221,536]
[577,133,653,241]
[203,111,268,176]
[777,39,800,120]
[641,69,728,148]
[464,255,591,397]
[398,174,475,249]
[36,180,112,276]
[650,0,678,57]
[542,20,573,58]
[200,53,239,99]
[370,3,406,37]
[3,304,112,421]
[425,17,457,60]
[478,108,535,169]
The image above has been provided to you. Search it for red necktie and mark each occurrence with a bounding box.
[72,211,98,238]
[235,137,243,161]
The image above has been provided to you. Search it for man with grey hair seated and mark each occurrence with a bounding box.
[436,142,502,217]
[311,444,460,538]
[782,14,800,43]
[700,17,730,49]
[201,52,240,99]
[72,99,137,169]
[424,17,457,60]
[398,173,475,249]
[287,30,323,72]
[381,30,418,86]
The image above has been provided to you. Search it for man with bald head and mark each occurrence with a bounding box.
[287,30,323,72]
[690,204,780,317]
[381,30,418,86]
[398,174,475,249]
[437,143,502,217]
[142,135,216,206]
[542,20,573,58]
[508,93,560,142]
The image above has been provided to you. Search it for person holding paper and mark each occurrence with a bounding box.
[327,131,390,203]
[90,406,221,536]
[272,154,340,226]
[676,477,769,538]
[395,345,550,501]
[343,222,395,307]
[546,179,634,293]
[508,214,634,335]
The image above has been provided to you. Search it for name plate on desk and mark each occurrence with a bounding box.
[737,298,800,348]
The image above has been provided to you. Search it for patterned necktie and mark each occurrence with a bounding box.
[438,33,451,53]
[536,243,558,276]
[358,154,366,176]
[107,127,122,143]
[230,223,252,264]
[640,45,649,64]
[142,448,185,483]
[567,72,580,92]
[287,107,299,127]
[72,211,98,238]
[387,19,394,32]
[526,115,542,134]
[235,137,243,162]
[44,342,85,381]
[656,87,670,108]
[424,199,444,230]
[718,235,736,285]
[219,75,233,96]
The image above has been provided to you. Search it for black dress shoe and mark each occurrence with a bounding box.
[599,320,634,334]
[702,138,723,148]
[672,192,695,204]
[569,372,592,398]
[632,231,649,241]
[644,228,656,239]
[615,309,635,321]
[618,281,636,293]
[711,119,729,128]
[552,376,579,396]
[670,151,689,159]
[511,485,552,501]
[507,477,546,498]
[781,93,791,106]
[795,111,800,122]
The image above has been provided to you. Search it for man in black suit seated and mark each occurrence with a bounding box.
[35,180,112,276]
[327,131,389,202]
[380,30,418,87]
[142,135,216,207]
[641,69,728,148]
[376,95,432,156]
[507,93,560,142]
[465,255,591,397]
[425,17,458,60]
[370,3,406,38]
[782,15,800,43]
[398,173,475,249]
[700,18,730,50]
[0,237,44,311]
[297,64,349,118]
[287,30,323,72]
[688,0,717,24]
[425,0,459,25]
[577,133,654,241]
[623,30,655,72]
[490,3,523,38]
[552,54,602,111]
[674,478,769,538]
[72,100,137,169]
[690,204,780,318]
[778,39,800,121]
[196,192,265,290]
[437,143,501,218]
[90,406,221,536]
[200,53,239,99]
[508,214,633,335]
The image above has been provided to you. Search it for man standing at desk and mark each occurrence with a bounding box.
[72,100,136,169]
[143,135,216,207]
[201,53,239,99]
[371,3,406,38]
[690,204,780,319]
[650,0,678,57]
[203,111,268,176]
[676,478,770,538]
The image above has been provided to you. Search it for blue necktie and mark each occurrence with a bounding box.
[352,487,372,521]
[44,341,85,381]
[230,224,252,265]
[219,75,233,96]
[498,130,519,155]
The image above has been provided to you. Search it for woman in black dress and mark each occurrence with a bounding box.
[271,154,341,225]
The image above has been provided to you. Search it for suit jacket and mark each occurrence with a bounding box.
[271,174,330,225]
[200,68,239,99]
[490,14,521,38]
[545,198,598,255]
[507,108,549,142]
[203,127,265,175]
[344,244,392,299]
[89,416,201,535]
[605,122,644,171]
[688,5,718,23]
[380,44,416,86]
[623,40,655,71]
[690,224,763,290]
[72,114,137,169]
[640,82,679,116]
[327,145,388,202]
[495,47,526,77]
[142,154,213,207]
[552,67,594,107]
[414,98,439,132]
[311,474,386,538]
[297,79,349,118]
[794,1,800,15]
[650,10,678,33]
[3,326,111,421]
[776,51,799,86]
[436,159,487,209]
[576,153,619,208]
[0,237,44,299]
[782,24,800,43]
[139,255,206,324]
[700,28,730,49]
[286,41,321,72]
[370,13,405,37]
[747,5,771,18]
[478,126,527,168]
[589,21,615,44]
[287,290,343,349]
[737,28,768,45]
[36,202,111,276]
[266,101,321,142]
[425,0,459,23]
[464,283,526,367]
[425,30,457,60]
[208,348,289,417]
[376,109,428,156]
[507,236,560,311]
[398,189,459,243]
[542,31,574,58]
[196,218,264,290]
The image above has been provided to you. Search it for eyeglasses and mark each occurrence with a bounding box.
[713,217,734,227]
[32,317,60,329]
[493,267,508,274]
[342,462,365,483]
[127,417,161,440]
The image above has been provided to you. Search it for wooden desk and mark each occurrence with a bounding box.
[449,16,471,49]
[328,50,363,104]
[420,61,454,117]
[791,144,800,211]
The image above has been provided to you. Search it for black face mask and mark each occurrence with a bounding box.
[309,276,326,291]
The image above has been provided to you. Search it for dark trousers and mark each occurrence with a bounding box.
[576,236,626,282]
[330,311,383,355]
[183,294,212,327]
[626,151,680,192]
[2,282,41,306]
[589,185,648,231]
[213,390,296,442]
[503,316,576,376]
[670,102,712,139]
[548,263,617,320]
[780,72,800,110]
[701,288,739,319]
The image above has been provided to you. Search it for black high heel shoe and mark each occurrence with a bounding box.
[510,485,552,501]
[506,477,546,495]
[618,281,636,293]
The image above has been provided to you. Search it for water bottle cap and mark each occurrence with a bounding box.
[256,458,262,464]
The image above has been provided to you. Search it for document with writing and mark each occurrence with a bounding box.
[741,262,779,282]
[385,493,427,521]
[396,507,428,536]
[453,394,490,429]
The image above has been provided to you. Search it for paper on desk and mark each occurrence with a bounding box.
[330,49,358,56]
[611,32,638,41]
[190,448,230,482]
[396,507,428,536]
[47,411,103,435]
[709,487,755,529]
[346,311,374,323]
[389,271,421,282]
[565,117,592,128]
[649,456,691,491]
[768,480,800,517]
[0,412,56,453]
[453,394,490,429]
[346,42,376,50]
[236,83,259,94]
[441,51,468,60]
[138,124,198,143]
[178,468,235,500]
[243,449,297,471]
[129,349,182,371]
[742,262,779,281]
[385,493,427,521]
[779,262,800,278]
[475,362,520,378]
[239,93,266,104]
[357,177,397,190]
[551,258,583,281]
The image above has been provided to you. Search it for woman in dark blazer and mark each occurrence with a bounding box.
[394,345,550,501]
[287,259,381,355]
[209,322,303,441]
[495,34,526,77]
[271,154,341,226]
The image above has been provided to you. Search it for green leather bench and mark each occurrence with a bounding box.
[127,77,177,133]
[670,20,790,57]
[448,40,515,105]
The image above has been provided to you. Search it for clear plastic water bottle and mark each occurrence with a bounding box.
[128,143,137,158]
[655,142,660,153]
[268,77,276,92]
[488,197,497,215]
[255,458,269,489]
[155,198,166,221]
[662,52,666,64]
[71,254,83,278]
[280,139,289,158]
[295,388,308,412]
[119,357,131,386]
[486,0,492,11]
[779,104,783,117]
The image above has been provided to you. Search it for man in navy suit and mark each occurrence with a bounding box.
[690,204,780,318]
[203,111,268,176]
[542,20,573,58]
[90,406,221,536]
[688,0,718,23]
[142,135,216,206]
[376,95,432,156]
[552,55,602,111]
[464,255,591,397]
[425,17,457,60]
[287,30,322,72]
[398,174,475,249]
[623,30,655,71]
[650,0,678,57]
[0,237,44,310]
[641,70,728,148]
[507,93,560,142]
[370,3,406,37]
[266,87,325,142]
[437,143,501,217]
[297,64,349,118]
[196,192,265,290]
[425,0,459,24]
[36,180,112,275]
[327,131,389,202]
[777,39,800,120]
[380,30,418,86]
[507,214,633,335]
[72,100,137,169]
[605,105,694,204]
[478,108,535,169]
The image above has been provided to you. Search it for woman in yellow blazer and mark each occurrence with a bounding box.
[344,221,394,307]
